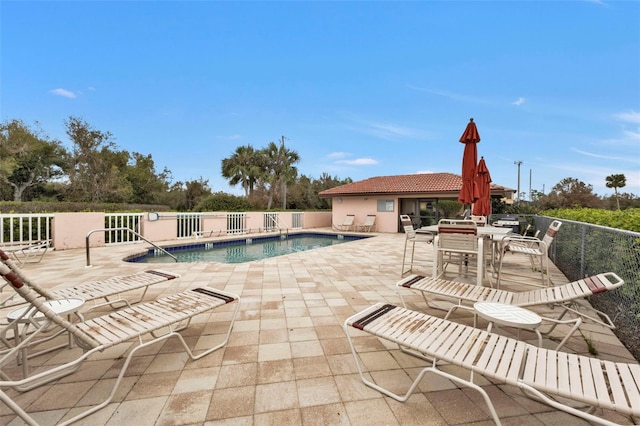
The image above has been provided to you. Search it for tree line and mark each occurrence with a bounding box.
[512,176,638,214]
[0,118,350,211]
[2,117,636,213]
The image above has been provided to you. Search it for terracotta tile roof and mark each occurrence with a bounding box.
[319,172,512,197]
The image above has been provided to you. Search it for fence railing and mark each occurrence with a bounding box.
[292,212,304,229]
[533,216,640,357]
[227,213,245,234]
[105,213,143,245]
[0,213,54,246]
[177,213,202,239]
[263,212,279,232]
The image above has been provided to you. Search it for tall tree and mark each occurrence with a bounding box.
[124,153,172,204]
[605,173,626,210]
[0,119,68,201]
[261,138,299,210]
[64,116,133,202]
[184,178,212,211]
[221,145,262,198]
[538,177,601,209]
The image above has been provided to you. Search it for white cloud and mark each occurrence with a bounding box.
[408,85,491,105]
[614,110,640,124]
[49,88,76,98]
[512,97,526,106]
[364,121,419,140]
[336,158,378,166]
[570,147,639,164]
[622,129,640,140]
[326,151,351,159]
[346,117,424,141]
[584,0,608,6]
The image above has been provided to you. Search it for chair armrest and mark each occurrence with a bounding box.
[501,236,547,252]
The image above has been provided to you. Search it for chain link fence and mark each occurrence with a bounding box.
[531,215,640,360]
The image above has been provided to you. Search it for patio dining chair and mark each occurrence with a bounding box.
[434,219,483,284]
[400,215,433,276]
[496,220,562,288]
[0,262,240,425]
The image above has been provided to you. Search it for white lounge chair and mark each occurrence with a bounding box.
[397,272,624,330]
[345,302,640,426]
[0,248,180,312]
[0,261,240,425]
[357,214,376,232]
[336,214,355,231]
[0,240,50,265]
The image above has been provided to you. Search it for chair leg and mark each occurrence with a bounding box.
[343,321,502,425]
[409,241,416,270]
[401,240,410,276]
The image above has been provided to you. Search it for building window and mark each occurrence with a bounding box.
[377,200,394,212]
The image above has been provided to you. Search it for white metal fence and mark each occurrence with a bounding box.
[177,213,202,239]
[0,213,54,246]
[105,213,143,244]
[227,213,246,234]
[292,212,304,229]
[263,212,279,232]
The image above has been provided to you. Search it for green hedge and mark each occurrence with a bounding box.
[0,201,171,214]
[543,208,640,233]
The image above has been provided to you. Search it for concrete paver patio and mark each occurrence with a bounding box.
[1,230,637,425]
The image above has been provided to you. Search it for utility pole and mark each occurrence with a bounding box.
[514,161,523,204]
[529,169,532,202]
[281,136,288,210]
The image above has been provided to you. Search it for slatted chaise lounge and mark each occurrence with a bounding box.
[0,262,240,425]
[0,240,50,265]
[396,272,624,330]
[0,249,180,312]
[345,303,640,426]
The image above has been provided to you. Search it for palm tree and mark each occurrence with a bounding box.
[221,145,261,197]
[262,139,300,210]
[605,174,626,210]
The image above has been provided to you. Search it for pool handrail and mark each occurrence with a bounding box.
[86,227,177,267]
[267,215,289,237]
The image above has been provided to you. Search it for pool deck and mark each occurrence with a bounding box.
[1,230,637,425]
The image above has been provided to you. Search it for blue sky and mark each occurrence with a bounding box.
[2,1,639,199]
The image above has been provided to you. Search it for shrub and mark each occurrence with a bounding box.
[544,208,640,232]
[194,192,255,212]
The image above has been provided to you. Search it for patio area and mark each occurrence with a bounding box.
[1,230,637,425]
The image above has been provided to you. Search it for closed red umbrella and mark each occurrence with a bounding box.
[472,156,492,216]
[458,118,480,206]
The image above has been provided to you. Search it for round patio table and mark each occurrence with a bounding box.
[7,298,85,377]
[473,301,542,346]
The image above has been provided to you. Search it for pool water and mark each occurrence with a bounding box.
[125,233,368,264]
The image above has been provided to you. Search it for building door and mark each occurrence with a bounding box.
[418,199,438,226]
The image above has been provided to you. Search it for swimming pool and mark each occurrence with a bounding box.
[125,232,369,264]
